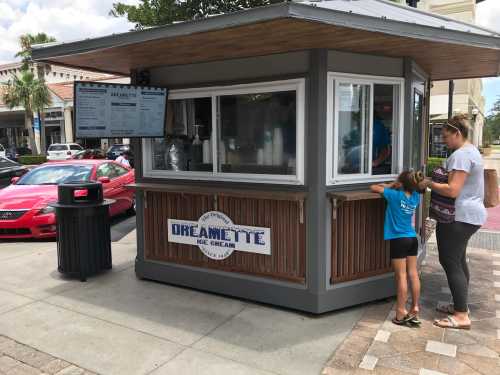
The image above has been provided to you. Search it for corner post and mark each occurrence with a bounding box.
[306,49,329,309]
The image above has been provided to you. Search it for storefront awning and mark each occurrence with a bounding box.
[32,1,500,80]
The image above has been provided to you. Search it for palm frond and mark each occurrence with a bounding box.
[1,70,51,115]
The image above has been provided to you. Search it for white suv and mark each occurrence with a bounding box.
[0,144,5,158]
[47,143,83,161]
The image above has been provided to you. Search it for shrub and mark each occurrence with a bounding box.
[426,157,445,177]
[18,155,47,165]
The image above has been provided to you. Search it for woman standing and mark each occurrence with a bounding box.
[422,114,487,330]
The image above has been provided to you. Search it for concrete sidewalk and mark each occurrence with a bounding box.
[0,233,365,375]
[322,232,500,374]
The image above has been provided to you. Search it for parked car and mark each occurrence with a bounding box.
[0,156,29,189]
[106,144,134,167]
[106,144,130,160]
[72,149,106,160]
[0,144,5,158]
[47,143,83,161]
[493,140,500,145]
[0,159,135,239]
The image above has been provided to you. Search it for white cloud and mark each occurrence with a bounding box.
[0,0,140,64]
[0,3,17,24]
[476,0,500,33]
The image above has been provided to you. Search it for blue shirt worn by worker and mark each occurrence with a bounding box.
[382,188,420,240]
[373,118,390,160]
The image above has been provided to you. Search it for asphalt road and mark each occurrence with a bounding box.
[110,214,137,242]
[0,213,136,243]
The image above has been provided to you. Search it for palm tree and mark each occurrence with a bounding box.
[4,33,56,154]
[2,70,52,154]
[16,33,56,71]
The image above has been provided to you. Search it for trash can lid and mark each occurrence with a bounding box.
[50,198,114,209]
[58,182,104,205]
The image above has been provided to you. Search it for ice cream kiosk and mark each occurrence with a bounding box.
[33,1,500,313]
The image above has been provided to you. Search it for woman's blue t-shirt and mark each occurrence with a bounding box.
[382,188,420,240]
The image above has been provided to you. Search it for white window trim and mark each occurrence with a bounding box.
[143,78,305,185]
[326,72,405,185]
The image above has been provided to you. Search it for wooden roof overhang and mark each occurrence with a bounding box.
[32,3,500,81]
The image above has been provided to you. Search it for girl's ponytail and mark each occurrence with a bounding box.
[398,170,425,193]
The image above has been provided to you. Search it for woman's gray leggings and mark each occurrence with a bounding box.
[436,221,480,313]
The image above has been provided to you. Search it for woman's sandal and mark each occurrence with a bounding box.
[433,316,471,330]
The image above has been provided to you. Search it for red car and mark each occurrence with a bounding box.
[0,160,135,239]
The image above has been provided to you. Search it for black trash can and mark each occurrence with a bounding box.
[51,182,114,281]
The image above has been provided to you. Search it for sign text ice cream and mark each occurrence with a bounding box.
[167,211,271,260]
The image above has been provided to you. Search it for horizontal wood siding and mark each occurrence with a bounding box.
[331,197,391,283]
[143,190,306,283]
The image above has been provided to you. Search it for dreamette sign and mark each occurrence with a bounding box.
[168,211,271,260]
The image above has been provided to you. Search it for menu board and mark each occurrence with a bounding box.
[74,82,168,138]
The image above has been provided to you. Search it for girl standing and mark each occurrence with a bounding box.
[371,171,424,326]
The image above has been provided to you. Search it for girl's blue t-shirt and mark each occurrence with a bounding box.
[382,188,420,240]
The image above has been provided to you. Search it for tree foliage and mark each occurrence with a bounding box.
[110,0,284,29]
[15,33,56,70]
[2,71,52,152]
[2,71,51,115]
[485,96,500,145]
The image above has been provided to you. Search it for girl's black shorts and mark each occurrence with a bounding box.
[389,237,418,259]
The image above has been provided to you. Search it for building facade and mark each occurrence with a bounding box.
[0,62,127,154]
[418,0,487,156]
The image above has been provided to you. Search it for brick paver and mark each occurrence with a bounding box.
[0,336,96,375]
[322,236,500,375]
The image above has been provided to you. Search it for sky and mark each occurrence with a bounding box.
[477,0,500,114]
[0,0,139,64]
[0,0,499,113]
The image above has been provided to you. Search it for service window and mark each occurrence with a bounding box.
[144,79,305,184]
[151,97,212,172]
[218,90,297,176]
[326,73,404,184]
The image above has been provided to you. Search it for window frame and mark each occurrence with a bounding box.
[326,72,405,185]
[143,78,305,185]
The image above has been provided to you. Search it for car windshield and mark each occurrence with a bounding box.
[48,145,68,151]
[0,156,17,168]
[17,165,93,185]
